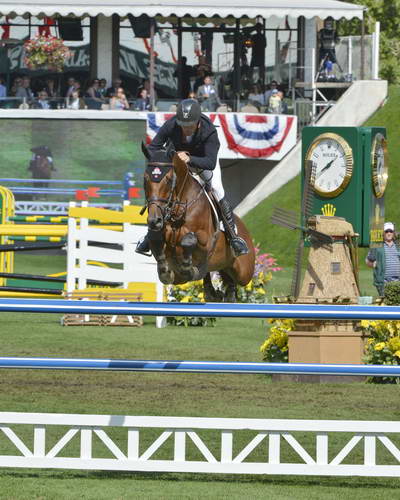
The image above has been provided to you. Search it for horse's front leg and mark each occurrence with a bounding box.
[179,232,207,282]
[148,230,175,284]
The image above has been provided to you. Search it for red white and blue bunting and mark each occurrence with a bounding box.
[146,112,297,160]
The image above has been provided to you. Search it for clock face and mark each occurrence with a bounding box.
[371,133,388,198]
[305,133,354,198]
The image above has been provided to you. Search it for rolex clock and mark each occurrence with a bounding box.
[371,132,388,198]
[302,126,387,247]
[305,132,354,198]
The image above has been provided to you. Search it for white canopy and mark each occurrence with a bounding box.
[0,0,365,21]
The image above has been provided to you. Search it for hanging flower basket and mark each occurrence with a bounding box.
[24,35,71,72]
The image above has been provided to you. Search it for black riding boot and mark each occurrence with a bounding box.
[219,197,249,257]
[135,234,152,256]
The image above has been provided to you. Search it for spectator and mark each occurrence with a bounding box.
[32,90,50,109]
[15,76,34,105]
[0,77,6,99]
[366,222,400,296]
[110,87,130,110]
[66,90,86,110]
[134,88,151,111]
[248,83,265,107]
[44,78,57,98]
[174,56,194,99]
[65,77,76,98]
[10,77,22,97]
[196,75,221,111]
[136,79,157,103]
[99,78,108,98]
[84,78,105,109]
[277,91,288,114]
[106,78,122,98]
[264,80,279,105]
[266,88,282,114]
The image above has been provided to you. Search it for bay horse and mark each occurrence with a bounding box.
[142,144,255,302]
[28,146,55,188]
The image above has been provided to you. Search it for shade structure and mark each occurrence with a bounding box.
[0,0,365,20]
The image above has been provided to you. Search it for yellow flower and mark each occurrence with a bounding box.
[360,320,372,328]
[180,296,191,303]
[245,281,253,291]
[374,342,386,351]
[367,338,374,345]
[394,350,400,358]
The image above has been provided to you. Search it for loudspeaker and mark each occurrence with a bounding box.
[128,14,157,38]
[58,18,83,41]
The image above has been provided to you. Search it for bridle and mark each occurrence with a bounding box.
[144,159,202,228]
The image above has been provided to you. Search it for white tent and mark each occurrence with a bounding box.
[0,0,365,20]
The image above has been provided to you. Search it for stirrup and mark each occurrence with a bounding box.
[230,236,249,257]
[135,236,152,257]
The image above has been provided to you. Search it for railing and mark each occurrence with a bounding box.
[0,412,398,476]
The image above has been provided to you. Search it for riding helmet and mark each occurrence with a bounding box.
[176,98,201,126]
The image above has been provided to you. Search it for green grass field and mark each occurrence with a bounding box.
[0,254,398,499]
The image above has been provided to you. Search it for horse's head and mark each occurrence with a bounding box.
[142,142,176,232]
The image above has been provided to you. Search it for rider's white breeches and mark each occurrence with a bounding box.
[210,159,225,201]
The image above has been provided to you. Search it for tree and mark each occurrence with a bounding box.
[338,0,400,83]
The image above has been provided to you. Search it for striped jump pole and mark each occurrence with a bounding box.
[0,357,398,377]
[0,298,399,320]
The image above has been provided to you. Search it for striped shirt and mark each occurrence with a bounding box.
[384,242,400,280]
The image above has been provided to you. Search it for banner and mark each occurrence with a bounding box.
[146,112,297,161]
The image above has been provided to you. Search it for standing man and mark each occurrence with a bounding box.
[366,222,400,296]
[136,98,248,257]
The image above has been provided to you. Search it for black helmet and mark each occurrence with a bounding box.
[176,98,201,126]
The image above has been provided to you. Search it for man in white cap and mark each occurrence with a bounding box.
[366,222,400,295]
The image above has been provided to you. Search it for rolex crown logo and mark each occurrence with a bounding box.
[321,204,336,216]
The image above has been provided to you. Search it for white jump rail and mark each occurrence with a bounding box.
[66,202,165,327]
[0,412,399,476]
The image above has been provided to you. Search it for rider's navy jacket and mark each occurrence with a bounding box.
[147,114,220,171]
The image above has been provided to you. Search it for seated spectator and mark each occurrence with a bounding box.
[110,87,130,110]
[278,91,289,114]
[84,78,105,109]
[32,91,50,110]
[15,76,34,105]
[267,89,282,114]
[10,77,22,97]
[248,83,265,107]
[44,78,57,98]
[65,77,76,98]
[134,88,151,111]
[106,78,122,98]
[0,77,6,99]
[66,90,86,110]
[99,78,108,98]
[264,80,279,105]
[136,79,157,103]
[196,75,221,111]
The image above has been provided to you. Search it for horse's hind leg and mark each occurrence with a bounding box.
[220,270,237,303]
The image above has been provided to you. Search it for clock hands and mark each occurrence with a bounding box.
[317,158,336,179]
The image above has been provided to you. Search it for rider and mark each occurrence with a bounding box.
[136,98,249,257]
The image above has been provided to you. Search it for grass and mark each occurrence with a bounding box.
[244,85,400,268]
[0,254,398,498]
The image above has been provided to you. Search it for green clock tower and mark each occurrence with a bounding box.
[302,126,388,247]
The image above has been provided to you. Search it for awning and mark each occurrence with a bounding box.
[0,0,365,21]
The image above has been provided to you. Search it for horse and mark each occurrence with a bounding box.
[142,144,255,302]
[28,146,55,189]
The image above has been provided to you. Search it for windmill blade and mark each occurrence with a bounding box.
[291,238,304,298]
[271,207,300,231]
[302,160,316,221]
[307,228,333,245]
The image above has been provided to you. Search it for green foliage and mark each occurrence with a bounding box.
[383,281,400,305]
[361,320,400,383]
[339,0,400,83]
